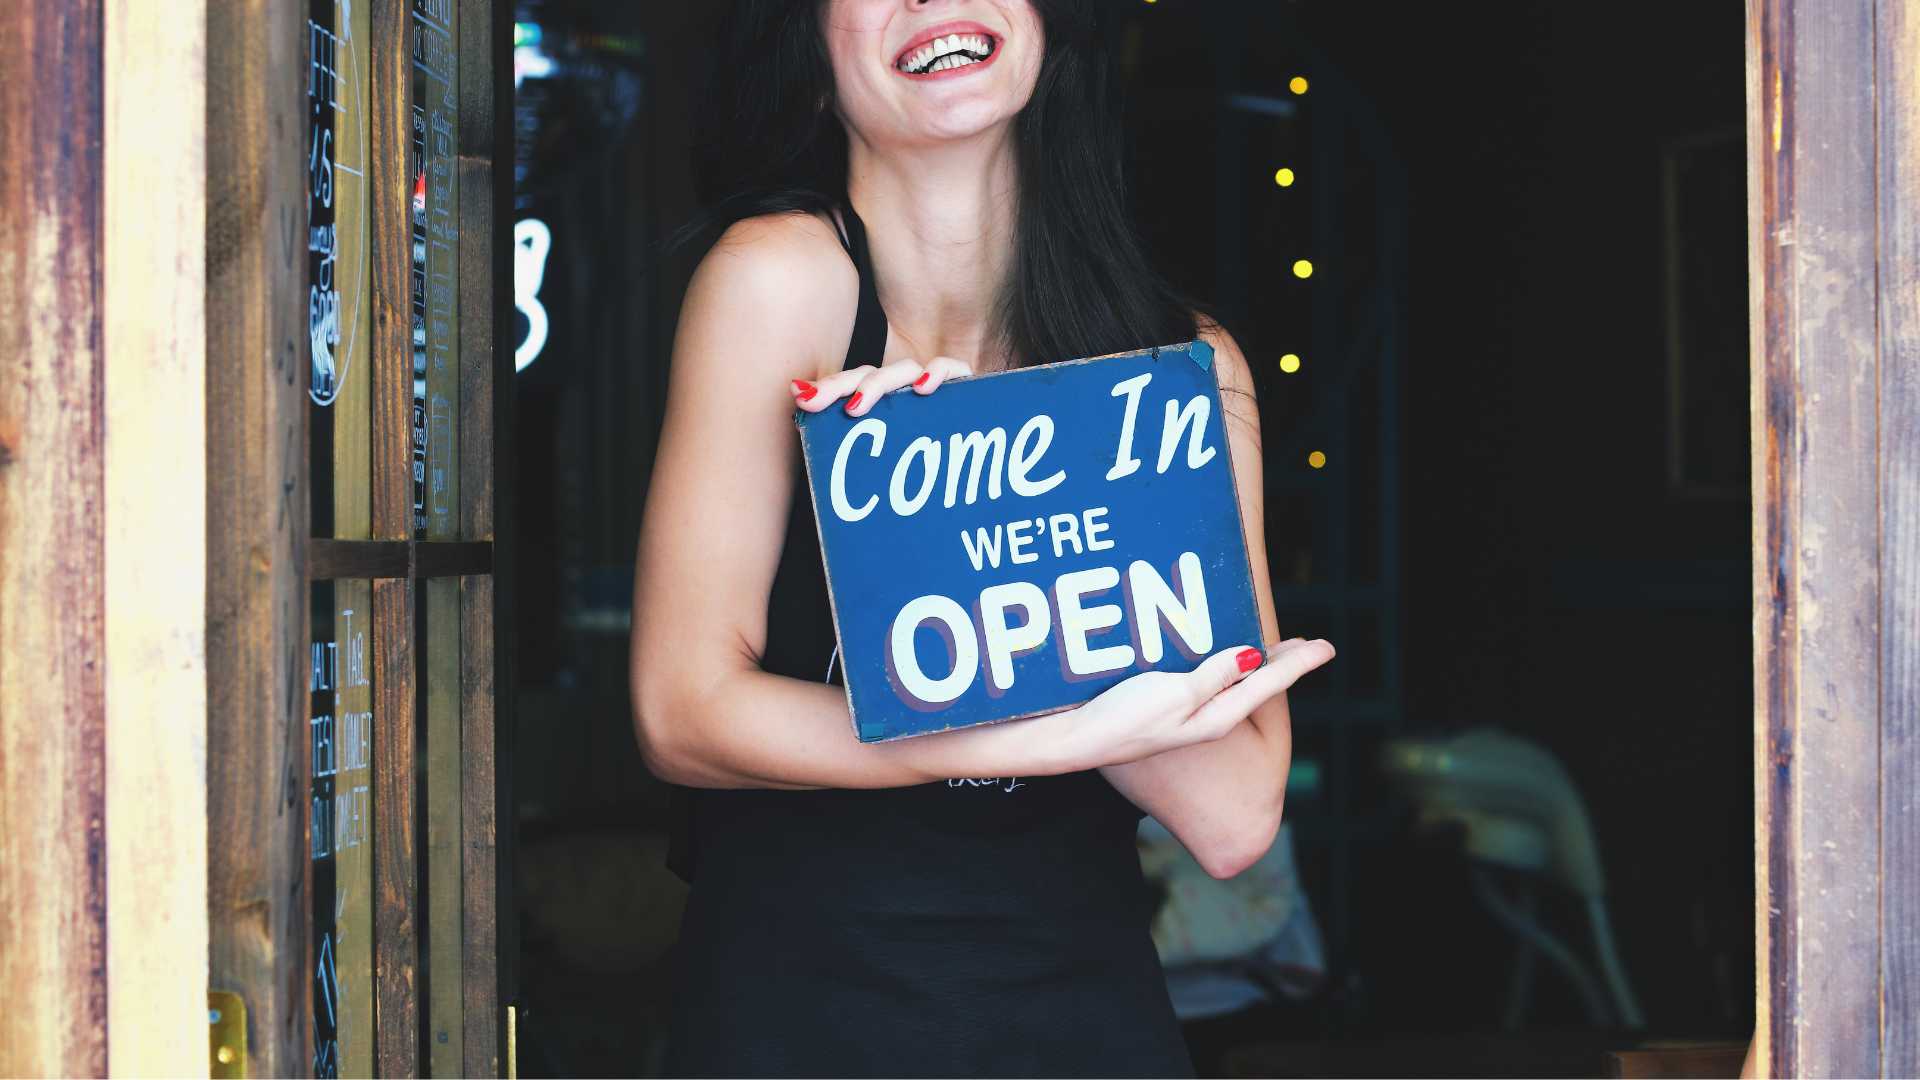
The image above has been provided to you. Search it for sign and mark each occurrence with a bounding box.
[798,339,1263,742]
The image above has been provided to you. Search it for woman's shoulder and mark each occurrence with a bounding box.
[679,209,861,379]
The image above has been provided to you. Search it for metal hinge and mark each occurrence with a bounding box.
[208,990,247,1078]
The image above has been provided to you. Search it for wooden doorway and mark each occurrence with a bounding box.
[202,0,514,1075]
[1747,1,1919,1076]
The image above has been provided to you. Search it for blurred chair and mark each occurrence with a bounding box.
[1380,728,1645,1030]
[1138,819,1327,1020]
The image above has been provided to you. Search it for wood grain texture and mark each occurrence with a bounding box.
[1876,2,1920,1074]
[0,3,109,1075]
[458,3,506,1071]
[371,0,414,542]
[460,575,501,1079]
[203,0,312,1068]
[426,575,466,1076]
[1742,2,1782,1071]
[1748,1,1920,1076]
[104,0,210,1073]
[370,3,421,1069]
[372,574,419,1077]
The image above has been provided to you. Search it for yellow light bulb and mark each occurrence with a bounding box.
[1292,259,1313,279]
[1289,75,1309,95]
[1279,353,1301,373]
[1274,167,1295,187]
[1308,450,1327,469]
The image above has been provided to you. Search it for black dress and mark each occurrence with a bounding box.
[661,202,1195,1078]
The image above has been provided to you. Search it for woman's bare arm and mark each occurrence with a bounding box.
[1099,324,1322,878]
[631,221,1328,790]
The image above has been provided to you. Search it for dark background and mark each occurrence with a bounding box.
[505,2,1753,1074]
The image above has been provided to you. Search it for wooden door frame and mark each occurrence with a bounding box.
[4,1,1912,1077]
[1747,1,1918,1075]
[1,1,211,1075]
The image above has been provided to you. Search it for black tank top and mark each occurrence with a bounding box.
[661,203,1193,1078]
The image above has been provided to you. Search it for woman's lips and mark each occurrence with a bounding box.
[892,21,1001,80]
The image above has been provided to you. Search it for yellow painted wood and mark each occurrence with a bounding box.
[104,0,210,1074]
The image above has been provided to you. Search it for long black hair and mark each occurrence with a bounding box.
[678,0,1206,369]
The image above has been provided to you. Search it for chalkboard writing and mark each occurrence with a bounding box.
[797,340,1263,742]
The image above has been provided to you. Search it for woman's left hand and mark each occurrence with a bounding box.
[790,355,974,416]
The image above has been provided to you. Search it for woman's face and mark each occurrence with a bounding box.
[821,0,1045,149]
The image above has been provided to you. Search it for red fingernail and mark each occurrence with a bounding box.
[1236,648,1264,673]
[846,391,864,413]
[792,379,817,402]
[913,372,930,387]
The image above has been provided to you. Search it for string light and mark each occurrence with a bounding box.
[1292,259,1313,279]
[1273,167,1295,187]
[1308,450,1327,469]
[1279,353,1301,374]
[1289,75,1309,95]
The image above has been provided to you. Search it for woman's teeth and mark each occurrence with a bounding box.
[898,33,995,75]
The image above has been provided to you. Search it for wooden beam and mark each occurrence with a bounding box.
[104,0,211,1073]
[1748,1,1920,1074]
[372,575,419,1077]
[370,1,420,1073]
[456,0,506,1069]
[0,3,109,1075]
[1876,2,1920,1074]
[204,0,311,1070]
[371,0,414,544]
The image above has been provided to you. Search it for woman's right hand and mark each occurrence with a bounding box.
[1044,639,1335,772]
[790,355,976,415]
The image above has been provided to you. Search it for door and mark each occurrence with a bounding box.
[205,0,513,1075]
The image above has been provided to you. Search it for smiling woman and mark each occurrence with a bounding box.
[631,1,1329,1075]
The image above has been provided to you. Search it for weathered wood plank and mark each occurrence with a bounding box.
[1742,1,1782,1071]
[332,580,378,1080]
[372,574,419,1077]
[0,3,109,1075]
[371,0,414,543]
[104,0,210,1073]
[313,539,413,580]
[204,0,311,1069]
[457,3,507,1068]
[1877,2,1920,1073]
[460,574,501,1079]
[369,0,421,1072]
[427,576,466,1075]
[1749,2,1887,1076]
[309,539,492,579]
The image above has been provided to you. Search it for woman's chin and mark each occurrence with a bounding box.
[896,103,1017,146]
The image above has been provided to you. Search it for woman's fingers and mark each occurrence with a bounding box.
[1178,643,1271,714]
[843,359,929,416]
[1186,638,1335,734]
[912,355,973,394]
[791,356,975,412]
[791,364,877,413]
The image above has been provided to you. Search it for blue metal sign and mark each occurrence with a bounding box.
[797,339,1263,742]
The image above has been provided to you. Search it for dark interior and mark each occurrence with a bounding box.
[505,2,1753,1074]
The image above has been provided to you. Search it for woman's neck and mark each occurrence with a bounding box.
[845,128,1020,371]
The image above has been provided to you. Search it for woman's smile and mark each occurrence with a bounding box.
[892,20,1002,80]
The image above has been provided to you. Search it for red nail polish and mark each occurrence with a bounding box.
[1236,648,1263,673]
[846,391,864,413]
[792,379,817,402]
[913,372,930,387]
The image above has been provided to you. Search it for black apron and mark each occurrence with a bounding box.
[661,201,1194,1078]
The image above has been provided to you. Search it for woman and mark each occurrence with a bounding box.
[629,1,1335,1074]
